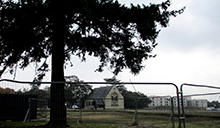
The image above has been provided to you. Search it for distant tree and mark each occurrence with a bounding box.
[118,86,151,109]
[0,0,184,127]
[0,87,15,94]
[29,88,50,108]
[64,75,92,108]
[104,76,120,84]
[208,101,220,108]
[16,87,29,94]
[15,82,50,107]
[28,78,41,93]
[124,91,151,109]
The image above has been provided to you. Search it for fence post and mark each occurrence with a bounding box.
[130,98,138,126]
[171,97,175,128]
[180,84,186,128]
[169,83,181,128]
[24,98,31,122]
[180,83,220,128]
[77,108,82,124]
[166,96,175,128]
[134,98,138,126]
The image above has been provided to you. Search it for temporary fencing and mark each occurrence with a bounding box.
[0,79,183,127]
[180,83,220,128]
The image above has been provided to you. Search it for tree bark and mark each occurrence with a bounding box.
[46,1,69,127]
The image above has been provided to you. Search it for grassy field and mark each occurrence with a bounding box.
[1,109,220,128]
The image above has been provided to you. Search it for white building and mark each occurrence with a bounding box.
[148,96,171,107]
[149,96,207,108]
[187,99,208,108]
[173,96,191,107]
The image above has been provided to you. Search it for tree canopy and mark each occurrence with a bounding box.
[0,86,15,94]
[0,0,184,78]
[0,0,184,127]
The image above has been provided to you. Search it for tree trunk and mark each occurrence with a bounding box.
[46,1,68,127]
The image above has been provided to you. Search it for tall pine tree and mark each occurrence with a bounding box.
[0,0,184,127]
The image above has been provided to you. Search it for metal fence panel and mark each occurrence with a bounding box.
[0,94,37,121]
[180,83,220,128]
[0,79,181,127]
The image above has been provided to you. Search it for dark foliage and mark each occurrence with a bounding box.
[0,0,184,78]
[208,101,220,108]
[0,87,15,94]
[0,0,184,127]
[117,85,151,108]
[64,75,92,108]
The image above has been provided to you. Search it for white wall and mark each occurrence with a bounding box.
[105,85,124,109]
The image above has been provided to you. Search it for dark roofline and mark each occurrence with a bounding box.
[87,85,114,99]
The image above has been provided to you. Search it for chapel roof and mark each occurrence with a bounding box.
[87,86,113,99]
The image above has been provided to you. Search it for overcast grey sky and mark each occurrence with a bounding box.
[1,0,220,100]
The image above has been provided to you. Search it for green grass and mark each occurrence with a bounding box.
[70,123,125,128]
[0,121,47,128]
[0,122,126,128]
[1,109,220,128]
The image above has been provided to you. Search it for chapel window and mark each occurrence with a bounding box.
[111,92,118,106]
[111,92,118,101]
